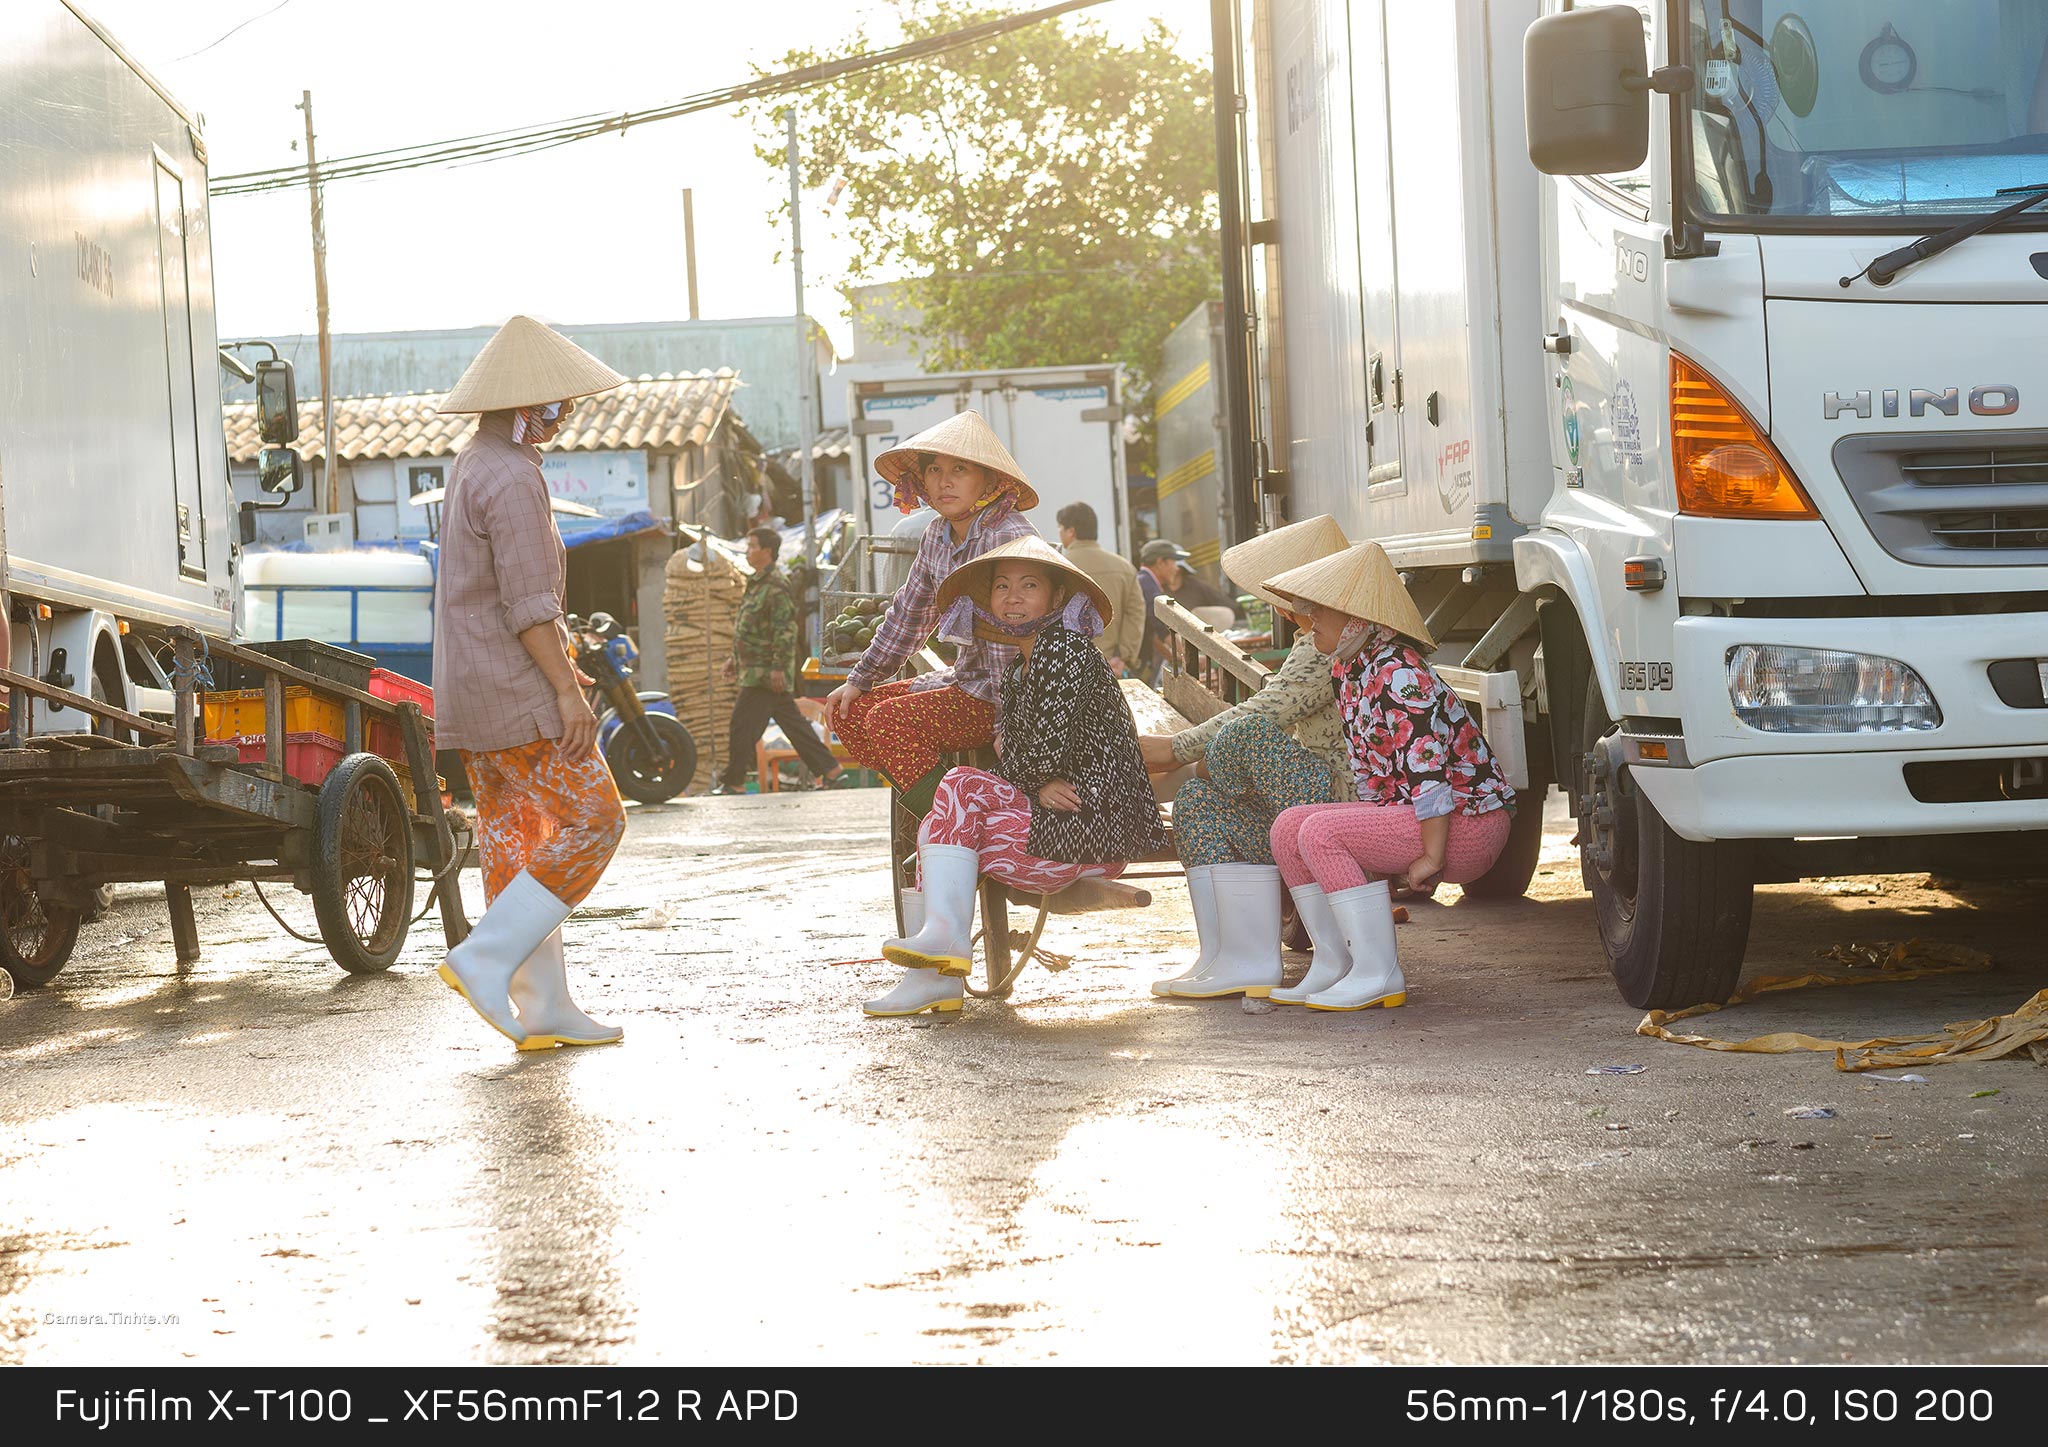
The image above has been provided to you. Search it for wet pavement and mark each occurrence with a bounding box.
[3,788,2045,1365]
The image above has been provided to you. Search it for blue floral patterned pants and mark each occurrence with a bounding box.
[1173,715,1337,867]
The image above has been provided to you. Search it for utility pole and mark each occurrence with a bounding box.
[297,90,337,517]
[681,188,700,321]
[786,113,819,632]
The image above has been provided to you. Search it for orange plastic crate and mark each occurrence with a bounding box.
[202,686,348,745]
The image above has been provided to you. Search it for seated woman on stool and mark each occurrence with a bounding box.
[865,537,1171,1018]
[823,411,1038,819]
[1262,543,1516,1012]
[1139,515,1356,1002]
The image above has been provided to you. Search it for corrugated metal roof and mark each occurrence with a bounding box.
[224,370,742,464]
[770,424,853,467]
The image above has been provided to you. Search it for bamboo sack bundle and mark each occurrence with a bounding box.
[664,545,748,792]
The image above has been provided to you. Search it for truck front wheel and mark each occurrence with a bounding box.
[1577,677,1752,1010]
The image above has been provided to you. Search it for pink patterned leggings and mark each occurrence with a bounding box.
[917,767,1123,894]
[1271,802,1513,893]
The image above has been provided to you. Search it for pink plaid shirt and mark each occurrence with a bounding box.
[848,505,1038,703]
[431,412,570,752]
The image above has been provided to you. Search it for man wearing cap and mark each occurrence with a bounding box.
[1136,538,1233,679]
[823,411,1038,818]
[432,316,631,1050]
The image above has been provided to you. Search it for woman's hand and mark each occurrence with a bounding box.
[1402,851,1445,896]
[824,681,865,728]
[1137,734,1178,771]
[555,686,600,759]
[1038,779,1082,813]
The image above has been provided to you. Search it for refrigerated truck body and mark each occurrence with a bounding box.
[848,366,1129,555]
[1248,0,2048,1007]
[1,1,237,728]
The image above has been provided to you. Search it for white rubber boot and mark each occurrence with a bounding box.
[1306,880,1405,1011]
[1166,864,1282,998]
[864,889,962,1016]
[1269,883,1353,1005]
[438,871,572,1044]
[1149,865,1219,997]
[881,845,979,977]
[510,930,623,1050]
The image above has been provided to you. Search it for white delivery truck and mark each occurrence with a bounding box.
[0,2,304,729]
[848,366,1130,552]
[1248,0,2048,1008]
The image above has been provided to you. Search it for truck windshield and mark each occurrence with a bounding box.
[1682,0,2048,223]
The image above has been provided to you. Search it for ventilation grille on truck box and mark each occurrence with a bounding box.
[1833,432,2048,566]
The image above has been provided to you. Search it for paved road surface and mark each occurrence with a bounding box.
[4,789,2043,1364]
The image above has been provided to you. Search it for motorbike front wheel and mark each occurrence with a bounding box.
[607,712,699,804]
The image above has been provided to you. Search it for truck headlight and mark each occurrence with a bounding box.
[1726,645,1941,733]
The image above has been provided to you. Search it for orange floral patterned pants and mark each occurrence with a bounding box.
[835,680,996,789]
[462,740,626,907]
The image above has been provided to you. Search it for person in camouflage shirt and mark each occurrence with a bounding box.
[715,527,849,793]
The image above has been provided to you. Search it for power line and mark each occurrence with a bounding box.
[172,0,294,63]
[208,0,1116,198]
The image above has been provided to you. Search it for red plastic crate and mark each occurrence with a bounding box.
[366,669,435,762]
[227,730,346,787]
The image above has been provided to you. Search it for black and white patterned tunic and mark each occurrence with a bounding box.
[994,624,1173,865]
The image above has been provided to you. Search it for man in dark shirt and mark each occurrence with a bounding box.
[715,528,848,793]
[1136,538,1237,681]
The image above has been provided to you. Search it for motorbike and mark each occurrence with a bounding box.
[568,612,698,803]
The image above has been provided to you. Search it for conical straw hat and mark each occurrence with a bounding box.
[873,409,1038,511]
[1261,541,1435,651]
[1223,514,1350,612]
[934,535,1112,625]
[438,315,627,414]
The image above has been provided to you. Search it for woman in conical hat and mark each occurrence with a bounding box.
[1140,515,1367,1003]
[431,315,633,1051]
[823,409,1039,819]
[1258,542,1516,1013]
[862,537,1170,1017]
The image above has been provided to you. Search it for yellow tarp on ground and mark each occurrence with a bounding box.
[1636,940,2048,1072]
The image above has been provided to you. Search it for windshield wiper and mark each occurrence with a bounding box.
[1839,181,2048,288]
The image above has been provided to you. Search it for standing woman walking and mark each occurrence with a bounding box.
[433,316,631,1049]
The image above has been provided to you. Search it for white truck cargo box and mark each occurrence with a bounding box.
[848,367,1128,552]
[1,1,235,635]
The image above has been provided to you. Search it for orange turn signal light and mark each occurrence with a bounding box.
[1670,354,1817,519]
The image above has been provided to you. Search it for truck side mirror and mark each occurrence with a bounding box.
[258,446,303,496]
[1524,5,1650,176]
[256,359,299,446]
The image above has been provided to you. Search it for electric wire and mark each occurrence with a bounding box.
[207,0,1115,197]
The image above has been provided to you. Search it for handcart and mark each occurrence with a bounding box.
[0,627,469,988]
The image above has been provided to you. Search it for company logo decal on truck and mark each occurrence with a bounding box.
[1437,437,1473,511]
[1823,385,2019,420]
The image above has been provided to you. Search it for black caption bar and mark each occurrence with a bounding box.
[9,1365,2040,1437]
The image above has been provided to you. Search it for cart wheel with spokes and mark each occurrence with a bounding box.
[0,835,83,989]
[312,754,416,974]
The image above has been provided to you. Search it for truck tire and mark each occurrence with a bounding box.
[1460,727,1549,899]
[1577,676,1752,1010]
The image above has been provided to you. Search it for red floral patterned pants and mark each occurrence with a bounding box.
[836,680,996,789]
[462,739,626,907]
[917,767,1122,893]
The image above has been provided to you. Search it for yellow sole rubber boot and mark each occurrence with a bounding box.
[1305,991,1406,1013]
[862,996,964,1019]
[881,943,972,976]
[438,962,529,1045]
[516,1032,624,1051]
[1169,983,1274,1000]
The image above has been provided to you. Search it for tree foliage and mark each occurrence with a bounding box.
[751,1,1220,464]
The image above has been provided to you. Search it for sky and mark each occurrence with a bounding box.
[81,0,1211,356]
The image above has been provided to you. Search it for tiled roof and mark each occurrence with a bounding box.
[223,370,743,464]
